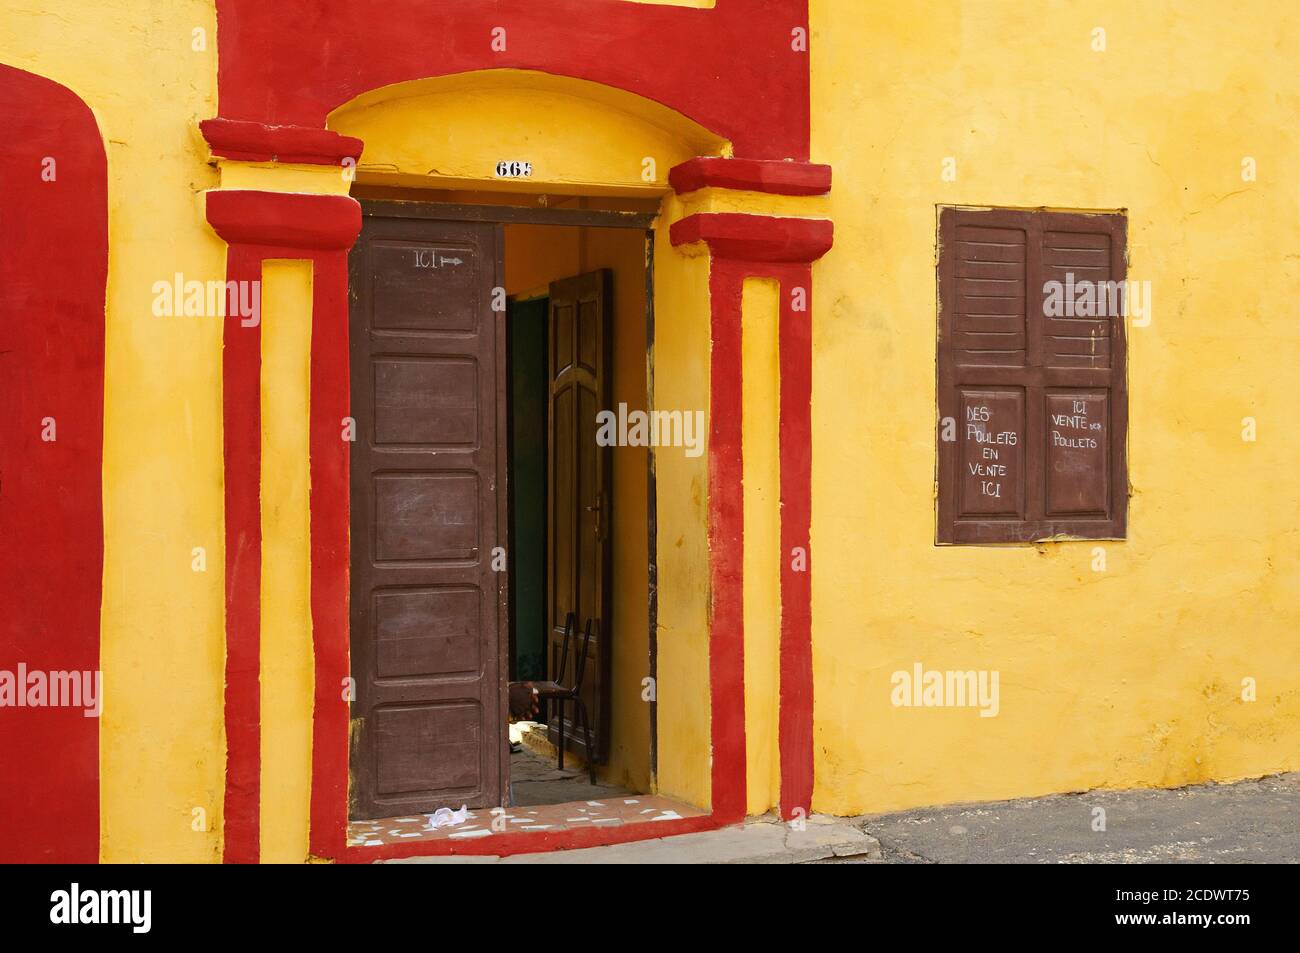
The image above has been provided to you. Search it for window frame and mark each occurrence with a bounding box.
[936,205,1129,544]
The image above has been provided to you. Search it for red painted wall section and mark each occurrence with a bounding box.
[776,263,814,821]
[307,248,353,862]
[707,261,750,824]
[0,65,107,863]
[220,243,263,864]
[215,0,811,159]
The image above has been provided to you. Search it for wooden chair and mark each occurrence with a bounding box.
[533,612,596,784]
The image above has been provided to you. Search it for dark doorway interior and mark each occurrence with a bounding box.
[507,295,548,684]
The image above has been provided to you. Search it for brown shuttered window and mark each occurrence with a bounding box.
[936,206,1128,544]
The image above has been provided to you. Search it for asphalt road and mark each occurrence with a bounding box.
[846,773,1299,863]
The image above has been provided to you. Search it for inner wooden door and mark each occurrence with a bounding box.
[547,269,613,763]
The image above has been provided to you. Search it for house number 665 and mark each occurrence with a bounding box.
[495,160,532,178]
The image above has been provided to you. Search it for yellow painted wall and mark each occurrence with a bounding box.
[504,223,583,298]
[9,0,1290,862]
[331,70,726,197]
[809,0,1300,814]
[741,278,783,816]
[258,260,315,863]
[650,195,714,807]
[0,1,228,861]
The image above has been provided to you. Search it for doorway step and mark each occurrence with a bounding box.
[347,795,704,849]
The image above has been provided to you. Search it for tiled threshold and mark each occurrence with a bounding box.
[348,795,706,848]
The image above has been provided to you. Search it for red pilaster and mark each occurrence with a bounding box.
[777,262,814,821]
[671,211,831,822]
[706,261,749,824]
[220,242,263,864]
[205,188,361,863]
[307,247,354,861]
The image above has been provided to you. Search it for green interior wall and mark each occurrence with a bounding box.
[508,295,549,681]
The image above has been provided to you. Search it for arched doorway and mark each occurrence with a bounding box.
[329,69,725,839]
[203,4,831,860]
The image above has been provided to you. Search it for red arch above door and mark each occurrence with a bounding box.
[213,0,812,160]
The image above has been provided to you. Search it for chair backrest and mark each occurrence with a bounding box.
[571,618,597,693]
[554,611,577,685]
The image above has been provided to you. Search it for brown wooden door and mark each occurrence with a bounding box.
[547,270,613,763]
[348,215,507,819]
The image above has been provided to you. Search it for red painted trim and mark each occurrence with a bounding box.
[669,158,831,197]
[207,190,362,251]
[707,262,748,824]
[200,118,364,166]
[308,249,353,861]
[221,244,263,864]
[214,0,811,160]
[776,264,814,820]
[340,814,719,863]
[0,65,106,864]
[670,213,833,264]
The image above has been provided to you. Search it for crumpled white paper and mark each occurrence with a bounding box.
[424,805,470,830]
